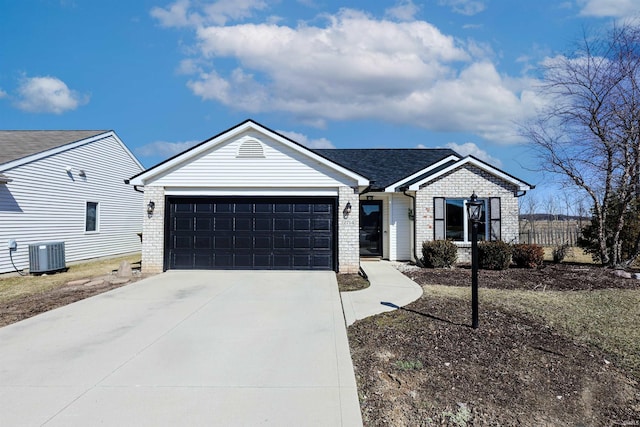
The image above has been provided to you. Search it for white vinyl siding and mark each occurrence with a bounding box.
[0,134,144,273]
[150,133,356,188]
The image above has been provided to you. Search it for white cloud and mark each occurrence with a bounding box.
[151,0,199,27]
[577,0,640,17]
[277,130,335,149]
[438,0,486,16]
[15,76,88,114]
[444,141,502,167]
[385,0,420,22]
[151,0,268,28]
[135,140,200,158]
[157,6,544,143]
[0,88,7,98]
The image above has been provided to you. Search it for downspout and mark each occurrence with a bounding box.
[124,179,144,193]
[401,186,424,267]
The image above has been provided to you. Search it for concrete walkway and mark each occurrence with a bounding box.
[340,261,423,326]
[0,271,362,426]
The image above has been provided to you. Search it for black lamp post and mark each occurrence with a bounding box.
[467,192,483,329]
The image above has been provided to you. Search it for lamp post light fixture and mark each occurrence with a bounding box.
[467,192,483,329]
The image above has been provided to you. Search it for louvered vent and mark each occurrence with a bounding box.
[237,139,265,158]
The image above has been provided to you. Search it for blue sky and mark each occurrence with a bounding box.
[1,0,639,205]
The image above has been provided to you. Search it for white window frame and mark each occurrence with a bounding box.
[85,201,100,233]
[442,198,488,243]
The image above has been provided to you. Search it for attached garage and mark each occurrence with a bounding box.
[166,197,336,270]
[129,120,368,274]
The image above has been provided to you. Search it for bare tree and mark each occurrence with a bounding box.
[522,23,640,266]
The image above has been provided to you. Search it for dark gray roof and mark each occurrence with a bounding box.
[0,130,107,165]
[314,148,459,190]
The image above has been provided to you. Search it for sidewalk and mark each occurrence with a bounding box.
[340,261,423,326]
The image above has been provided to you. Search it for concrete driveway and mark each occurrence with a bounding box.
[0,271,362,426]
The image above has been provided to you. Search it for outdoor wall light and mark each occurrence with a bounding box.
[147,201,155,216]
[366,195,374,201]
[408,208,415,220]
[343,202,352,218]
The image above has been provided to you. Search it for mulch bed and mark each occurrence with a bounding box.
[348,263,640,426]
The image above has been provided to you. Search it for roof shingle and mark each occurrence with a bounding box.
[314,148,459,190]
[0,130,107,166]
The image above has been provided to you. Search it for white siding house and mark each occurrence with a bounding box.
[0,131,144,274]
[129,120,532,274]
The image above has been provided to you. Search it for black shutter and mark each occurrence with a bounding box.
[489,197,501,241]
[434,197,445,240]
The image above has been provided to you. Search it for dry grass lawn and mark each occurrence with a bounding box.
[0,253,141,303]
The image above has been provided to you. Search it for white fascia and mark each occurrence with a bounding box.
[384,154,460,192]
[407,156,532,191]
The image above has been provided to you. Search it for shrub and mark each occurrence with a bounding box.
[512,243,544,268]
[422,240,458,268]
[478,241,512,270]
[553,243,570,263]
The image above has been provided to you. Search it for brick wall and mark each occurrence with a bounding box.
[142,186,165,274]
[338,186,360,273]
[415,165,520,264]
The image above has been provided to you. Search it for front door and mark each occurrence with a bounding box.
[359,200,382,257]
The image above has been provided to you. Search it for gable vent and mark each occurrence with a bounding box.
[237,139,265,158]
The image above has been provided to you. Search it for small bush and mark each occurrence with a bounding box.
[512,243,544,268]
[478,241,513,270]
[553,243,570,263]
[422,240,458,268]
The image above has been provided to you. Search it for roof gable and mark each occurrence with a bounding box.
[0,130,108,165]
[407,155,533,191]
[129,120,369,186]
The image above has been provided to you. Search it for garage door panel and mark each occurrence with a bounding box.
[175,218,192,231]
[274,236,291,249]
[254,236,271,249]
[235,236,252,249]
[167,197,336,270]
[214,236,232,249]
[173,236,192,250]
[235,218,252,231]
[215,218,233,231]
[194,236,212,249]
[314,236,331,250]
[235,203,252,213]
[254,218,271,232]
[293,236,311,249]
[194,253,213,268]
[195,218,212,231]
[294,219,311,231]
[274,219,291,231]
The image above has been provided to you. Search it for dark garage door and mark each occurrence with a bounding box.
[166,197,336,270]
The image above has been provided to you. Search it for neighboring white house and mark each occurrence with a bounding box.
[129,120,533,274]
[0,131,144,274]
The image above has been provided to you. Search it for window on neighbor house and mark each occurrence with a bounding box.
[434,197,501,242]
[85,201,99,232]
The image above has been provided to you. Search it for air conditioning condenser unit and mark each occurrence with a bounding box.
[28,241,66,274]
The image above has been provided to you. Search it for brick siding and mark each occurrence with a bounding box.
[338,186,360,273]
[415,165,520,264]
[141,186,165,274]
